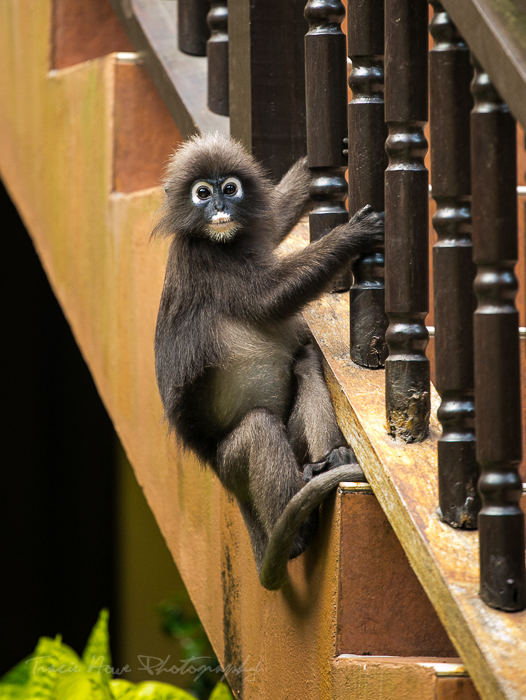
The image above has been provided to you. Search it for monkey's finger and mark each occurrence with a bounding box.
[259,464,368,590]
[349,203,373,223]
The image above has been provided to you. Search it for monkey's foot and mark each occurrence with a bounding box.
[303,446,365,483]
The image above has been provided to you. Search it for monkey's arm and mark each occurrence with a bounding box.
[255,207,384,321]
[271,157,312,247]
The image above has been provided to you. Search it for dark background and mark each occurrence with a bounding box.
[0,177,117,671]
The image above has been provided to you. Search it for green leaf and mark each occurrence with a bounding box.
[55,673,93,700]
[133,682,196,699]
[22,636,83,700]
[109,680,195,700]
[109,679,136,699]
[82,610,112,688]
[0,655,32,691]
[209,682,235,700]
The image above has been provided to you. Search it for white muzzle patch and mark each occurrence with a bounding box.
[207,214,239,241]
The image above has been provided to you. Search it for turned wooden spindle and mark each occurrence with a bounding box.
[304,0,350,292]
[384,0,430,442]
[347,0,388,368]
[178,0,209,56]
[207,0,229,116]
[471,59,526,611]
[429,1,479,528]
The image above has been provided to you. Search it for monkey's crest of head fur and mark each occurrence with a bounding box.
[152,132,275,241]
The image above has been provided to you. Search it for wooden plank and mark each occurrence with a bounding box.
[113,56,182,192]
[338,489,455,656]
[332,655,481,700]
[52,0,134,69]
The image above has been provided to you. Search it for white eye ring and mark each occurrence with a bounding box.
[222,177,243,197]
[191,181,213,204]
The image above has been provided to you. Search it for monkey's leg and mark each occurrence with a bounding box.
[216,408,316,572]
[288,344,362,475]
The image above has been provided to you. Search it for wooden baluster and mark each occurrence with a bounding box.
[229,0,307,180]
[471,59,526,611]
[305,0,350,292]
[429,2,479,528]
[178,0,209,56]
[347,0,388,367]
[384,0,430,441]
[207,1,229,116]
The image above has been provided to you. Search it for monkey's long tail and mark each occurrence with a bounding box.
[259,464,367,590]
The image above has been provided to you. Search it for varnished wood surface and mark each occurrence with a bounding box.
[52,0,134,69]
[108,0,228,137]
[332,655,481,699]
[338,490,455,656]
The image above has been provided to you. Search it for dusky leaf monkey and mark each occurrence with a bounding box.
[153,133,384,589]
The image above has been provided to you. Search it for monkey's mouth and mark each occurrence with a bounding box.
[207,214,239,240]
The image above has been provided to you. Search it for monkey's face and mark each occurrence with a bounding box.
[190,176,244,242]
[153,133,275,244]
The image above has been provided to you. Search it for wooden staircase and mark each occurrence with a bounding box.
[1,1,525,698]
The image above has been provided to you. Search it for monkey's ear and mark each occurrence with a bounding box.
[164,186,169,193]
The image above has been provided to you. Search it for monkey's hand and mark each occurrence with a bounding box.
[303,446,364,483]
[343,205,385,254]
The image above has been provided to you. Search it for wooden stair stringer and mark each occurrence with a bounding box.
[285,227,526,700]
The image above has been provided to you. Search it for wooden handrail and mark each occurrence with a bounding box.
[439,0,526,129]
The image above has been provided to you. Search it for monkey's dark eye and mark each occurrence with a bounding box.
[223,182,237,196]
[197,186,212,200]
[222,177,243,198]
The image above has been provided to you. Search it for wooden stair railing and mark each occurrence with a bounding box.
[105,0,526,697]
[3,1,526,699]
